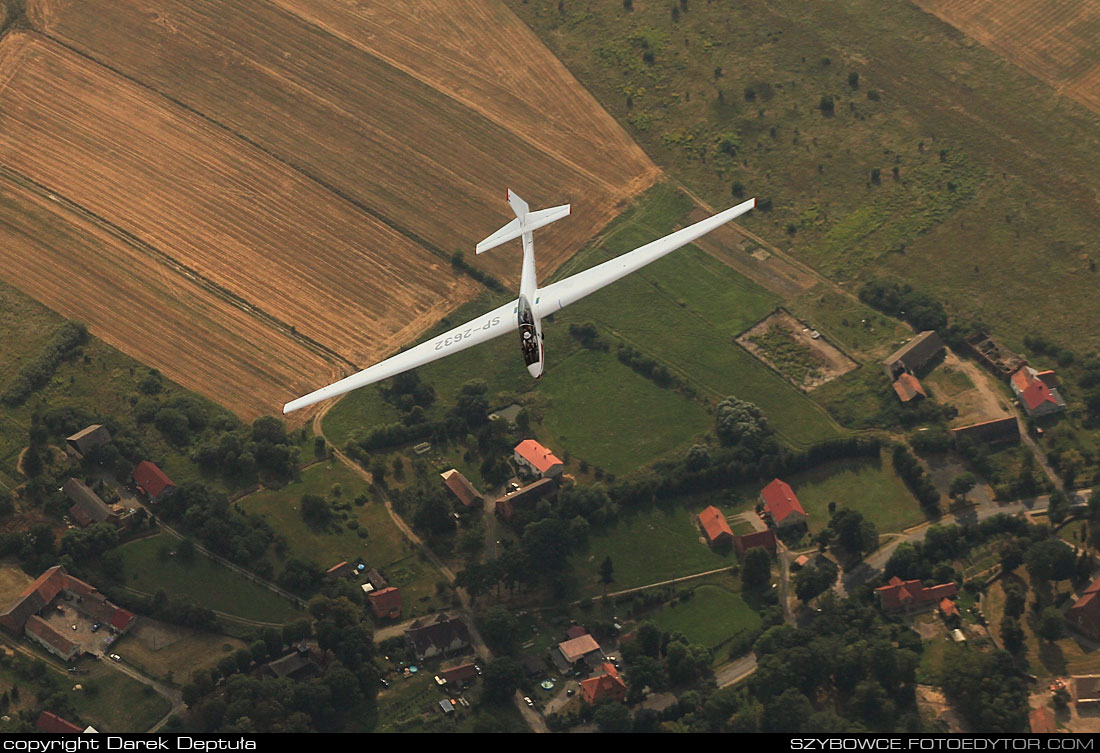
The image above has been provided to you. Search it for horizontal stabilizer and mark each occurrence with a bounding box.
[475,203,570,254]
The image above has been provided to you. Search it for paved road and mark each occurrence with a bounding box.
[715,653,758,688]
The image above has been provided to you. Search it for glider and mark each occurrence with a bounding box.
[283,191,755,414]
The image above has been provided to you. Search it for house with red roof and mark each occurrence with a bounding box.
[514,439,564,479]
[579,662,627,705]
[697,506,733,547]
[874,576,957,613]
[440,469,483,509]
[1068,576,1100,640]
[892,373,927,403]
[440,663,478,687]
[565,625,588,641]
[1010,366,1066,418]
[735,529,777,559]
[36,711,84,734]
[368,587,402,620]
[133,460,175,502]
[760,479,807,528]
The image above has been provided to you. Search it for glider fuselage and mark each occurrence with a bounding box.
[518,229,544,378]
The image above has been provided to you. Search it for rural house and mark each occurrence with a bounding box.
[882,331,945,380]
[63,478,131,531]
[874,576,957,614]
[760,478,807,528]
[132,460,175,503]
[440,469,483,509]
[697,505,733,547]
[368,587,403,620]
[579,662,627,705]
[325,561,356,580]
[735,529,778,558]
[65,424,111,461]
[514,439,564,479]
[405,613,471,660]
[439,663,478,688]
[1067,576,1100,640]
[36,711,84,735]
[554,633,603,673]
[1010,366,1066,418]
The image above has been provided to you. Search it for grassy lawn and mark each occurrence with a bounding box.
[116,533,303,623]
[924,365,975,400]
[570,502,735,596]
[789,285,909,359]
[69,660,171,732]
[506,0,1100,353]
[238,460,447,617]
[1059,519,1087,548]
[986,571,1100,677]
[539,348,711,476]
[115,619,246,685]
[781,449,926,535]
[650,583,762,653]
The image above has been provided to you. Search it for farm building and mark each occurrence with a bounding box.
[366,569,388,590]
[882,331,945,379]
[965,332,1026,379]
[325,561,356,580]
[405,613,471,661]
[262,644,323,682]
[579,662,627,705]
[951,417,1020,447]
[440,663,478,688]
[0,565,134,661]
[697,506,733,547]
[368,587,403,620]
[495,478,557,522]
[36,711,84,734]
[891,373,927,403]
[132,460,175,502]
[874,576,957,614]
[554,633,603,673]
[1067,576,1100,640]
[1010,366,1066,417]
[735,529,778,558]
[440,469,483,509]
[1073,675,1100,704]
[63,478,130,530]
[65,424,111,460]
[514,439,564,479]
[760,478,807,528]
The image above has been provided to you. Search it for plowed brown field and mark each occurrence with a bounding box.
[0,1,658,419]
[913,0,1100,116]
[27,0,658,281]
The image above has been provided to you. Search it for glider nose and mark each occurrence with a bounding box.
[527,360,543,379]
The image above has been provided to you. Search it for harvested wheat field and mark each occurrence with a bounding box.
[914,0,1100,116]
[0,169,336,419]
[28,0,659,282]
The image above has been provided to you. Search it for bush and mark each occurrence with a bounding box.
[1,322,88,406]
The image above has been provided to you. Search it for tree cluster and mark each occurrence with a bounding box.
[1,322,87,407]
[191,415,301,483]
[892,444,940,509]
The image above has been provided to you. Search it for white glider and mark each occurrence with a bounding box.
[283,191,755,414]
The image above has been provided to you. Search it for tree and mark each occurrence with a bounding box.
[1000,616,1025,654]
[480,606,518,654]
[715,397,770,447]
[819,95,834,115]
[482,657,523,704]
[594,701,632,733]
[1000,538,1026,575]
[741,548,771,591]
[299,495,332,529]
[599,556,614,584]
[1026,539,1075,585]
[21,444,43,478]
[1039,607,1065,642]
[848,71,860,88]
[1004,581,1027,619]
[794,561,836,603]
[635,622,662,658]
[950,473,977,501]
[829,509,877,558]
[1047,489,1070,526]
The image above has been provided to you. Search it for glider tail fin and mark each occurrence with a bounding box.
[475,189,570,254]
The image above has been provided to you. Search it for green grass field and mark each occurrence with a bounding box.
[778,449,926,535]
[539,348,710,475]
[506,0,1100,354]
[69,660,172,732]
[788,285,910,359]
[650,583,762,653]
[924,365,975,400]
[571,503,734,596]
[238,461,447,616]
[116,533,303,623]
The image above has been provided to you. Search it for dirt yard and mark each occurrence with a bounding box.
[736,309,858,390]
[0,566,32,606]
